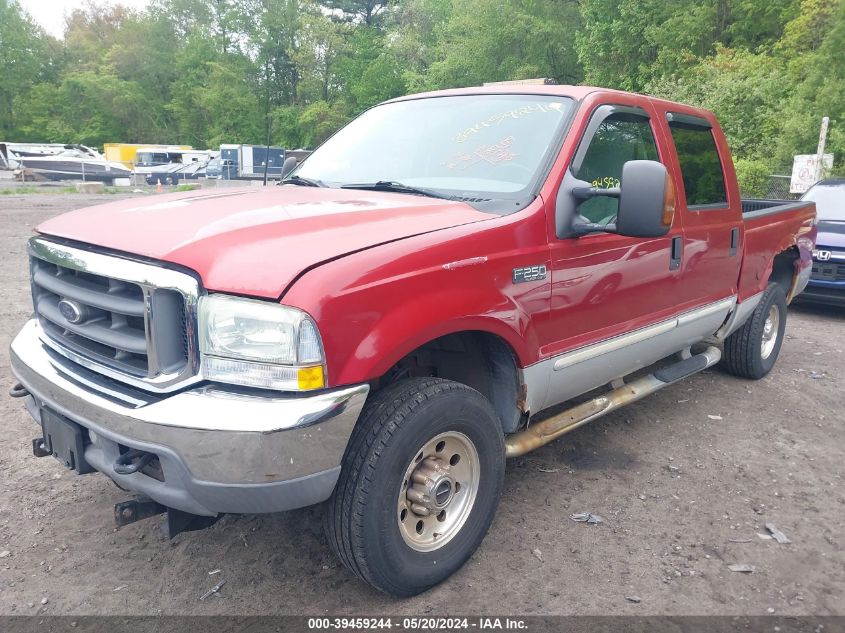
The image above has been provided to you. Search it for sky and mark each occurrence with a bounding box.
[19,0,152,38]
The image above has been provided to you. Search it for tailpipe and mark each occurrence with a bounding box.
[505,346,721,457]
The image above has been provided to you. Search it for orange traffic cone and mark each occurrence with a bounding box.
[156,179,163,193]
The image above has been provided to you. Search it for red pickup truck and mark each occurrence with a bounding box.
[9,85,816,597]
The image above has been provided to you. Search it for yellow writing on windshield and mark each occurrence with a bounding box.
[591,176,620,188]
[456,102,564,143]
[442,136,518,170]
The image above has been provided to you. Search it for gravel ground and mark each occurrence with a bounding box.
[0,192,843,616]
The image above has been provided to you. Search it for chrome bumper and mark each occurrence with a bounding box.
[789,260,813,303]
[10,320,369,516]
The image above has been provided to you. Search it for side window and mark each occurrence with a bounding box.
[574,113,659,224]
[668,123,727,207]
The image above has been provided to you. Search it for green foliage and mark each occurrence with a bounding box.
[0,0,842,174]
[0,0,53,138]
[20,71,151,145]
[0,185,76,194]
[322,0,389,25]
[647,46,789,161]
[776,0,845,170]
[577,0,716,91]
[0,187,37,195]
[194,61,264,147]
[336,27,405,109]
[297,101,349,147]
[734,158,775,197]
[425,0,583,89]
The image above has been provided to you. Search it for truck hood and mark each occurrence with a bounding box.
[36,186,492,298]
[816,220,845,249]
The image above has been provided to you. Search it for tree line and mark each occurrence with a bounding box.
[1,0,843,193]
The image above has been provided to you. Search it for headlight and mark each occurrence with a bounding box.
[199,294,325,391]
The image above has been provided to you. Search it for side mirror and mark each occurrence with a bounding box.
[280,156,297,179]
[569,160,676,238]
[616,160,675,237]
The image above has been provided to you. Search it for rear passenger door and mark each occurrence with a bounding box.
[660,112,743,305]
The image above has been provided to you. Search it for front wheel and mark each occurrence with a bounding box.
[722,283,787,379]
[324,378,505,597]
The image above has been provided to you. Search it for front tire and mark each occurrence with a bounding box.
[324,378,505,597]
[722,283,787,379]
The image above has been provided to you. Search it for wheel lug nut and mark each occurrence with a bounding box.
[410,503,430,516]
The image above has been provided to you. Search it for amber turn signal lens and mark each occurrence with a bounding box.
[662,173,677,227]
[297,365,325,390]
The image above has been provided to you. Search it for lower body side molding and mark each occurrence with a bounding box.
[504,346,721,457]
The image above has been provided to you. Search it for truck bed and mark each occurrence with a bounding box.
[741,198,807,217]
[738,198,816,301]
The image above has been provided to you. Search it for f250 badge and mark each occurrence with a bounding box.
[512,265,547,284]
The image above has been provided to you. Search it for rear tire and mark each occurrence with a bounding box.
[324,377,505,597]
[722,283,787,379]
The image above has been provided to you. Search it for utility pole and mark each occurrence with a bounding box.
[815,116,830,183]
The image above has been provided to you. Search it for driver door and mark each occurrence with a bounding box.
[541,101,686,407]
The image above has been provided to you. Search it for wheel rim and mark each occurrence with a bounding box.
[761,304,780,360]
[397,431,480,553]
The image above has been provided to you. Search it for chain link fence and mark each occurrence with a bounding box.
[764,175,800,200]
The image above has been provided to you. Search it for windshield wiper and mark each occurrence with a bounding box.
[340,180,454,200]
[281,174,327,187]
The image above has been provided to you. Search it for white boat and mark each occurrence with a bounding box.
[8,145,132,183]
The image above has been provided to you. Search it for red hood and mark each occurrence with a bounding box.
[36,186,491,298]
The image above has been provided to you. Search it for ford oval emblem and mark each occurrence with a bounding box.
[58,299,84,324]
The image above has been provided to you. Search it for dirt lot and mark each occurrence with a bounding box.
[0,191,843,616]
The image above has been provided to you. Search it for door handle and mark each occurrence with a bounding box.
[670,236,682,271]
[729,227,740,257]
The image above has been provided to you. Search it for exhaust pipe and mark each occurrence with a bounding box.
[505,346,721,457]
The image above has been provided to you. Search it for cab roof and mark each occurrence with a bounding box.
[387,84,714,120]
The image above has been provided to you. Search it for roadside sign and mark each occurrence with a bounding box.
[790,153,833,193]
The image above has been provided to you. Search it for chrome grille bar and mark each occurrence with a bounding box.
[37,295,147,353]
[32,266,146,316]
[28,237,202,393]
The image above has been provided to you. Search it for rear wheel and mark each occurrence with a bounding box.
[722,283,787,379]
[324,378,505,597]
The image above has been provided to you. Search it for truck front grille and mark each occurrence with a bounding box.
[812,261,845,282]
[29,238,200,393]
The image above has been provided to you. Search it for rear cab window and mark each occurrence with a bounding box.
[667,114,727,209]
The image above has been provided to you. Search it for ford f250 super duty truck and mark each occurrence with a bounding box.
[9,85,816,597]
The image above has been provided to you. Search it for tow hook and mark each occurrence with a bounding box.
[114,496,221,538]
[113,449,155,475]
[114,497,166,527]
[9,383,29,398]
[32,438,50,458]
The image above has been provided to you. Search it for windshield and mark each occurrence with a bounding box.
[803,183,845,221]
[295,94,574,207]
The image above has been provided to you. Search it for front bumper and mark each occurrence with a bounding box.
[798,279,845,306]
[10,319,369,516]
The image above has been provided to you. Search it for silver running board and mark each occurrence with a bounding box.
[504,346,721,457]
